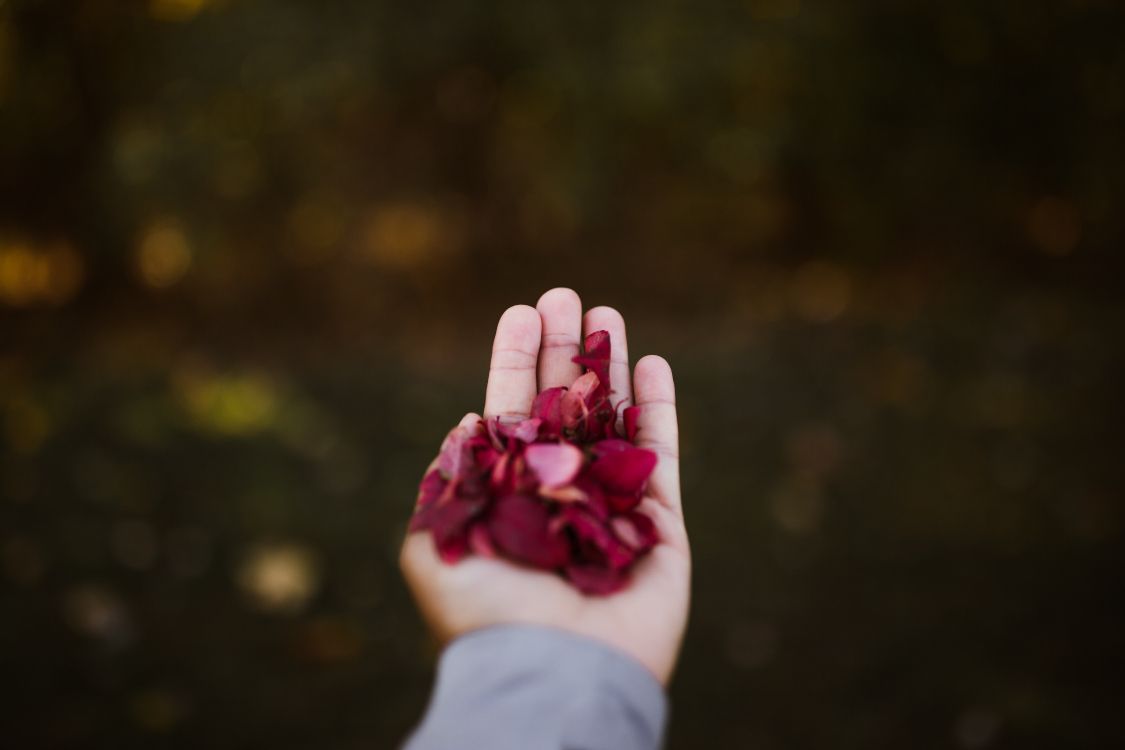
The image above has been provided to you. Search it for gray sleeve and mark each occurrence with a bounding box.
[403,624,667,750]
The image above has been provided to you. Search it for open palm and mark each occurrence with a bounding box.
[400,288,690,684]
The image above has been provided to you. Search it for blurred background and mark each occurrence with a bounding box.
[1,0,1123,747]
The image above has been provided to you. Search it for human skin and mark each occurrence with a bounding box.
[400,288,690,685]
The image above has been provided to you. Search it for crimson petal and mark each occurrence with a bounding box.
[509,417,543,443]
[487,493,570,569]
[591,439,658,495]
[437,425,474,480]
[415,468,447,510]
[430,497,484,563]
[611,511,659,552]
[558,505,635,569]
[572,330,611,396]
[531,387,567,435]
[623,405,641,442]
[565,564,628,595]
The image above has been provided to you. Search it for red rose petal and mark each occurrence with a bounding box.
[489,452,512,494]
[591,439,658,495]
[416,468,447,510]
[572,330,611,396]
[509,417,543,443]
[525,442,584,489]
[431,496,484,563]
[487,493,570,569]
[573,475,610,519]
[558,505,635,569]
[606,492,643,513]
[623,405,641,442]
[437,425,474,480]
[565,563,627,595]
[468,522,497,558]
[561,372,598,431]
[611,511,658,552]
[531,387,566,435]
[485,417,505,450]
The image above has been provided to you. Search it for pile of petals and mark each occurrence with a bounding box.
[410,330,659,594]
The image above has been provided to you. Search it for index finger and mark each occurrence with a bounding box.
[483,305,542,422]
[632,354,681,514]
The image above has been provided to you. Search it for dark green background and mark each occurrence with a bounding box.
[1,1,1122,747]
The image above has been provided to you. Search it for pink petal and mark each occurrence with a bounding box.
[561,372,598,431]
[611,511,658,552]
[485,417,505,450]
[525,443,584,489]
[591,440,658,495]
[487,493,571,569]
[509,417,543,443]
[569,370,601,406]
[437,425,474,480]
[531,387,567,435]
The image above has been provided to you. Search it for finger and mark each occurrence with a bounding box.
[484,305,541,422]
[535,288,583,390]
[583,305,632,411]
[632,355,681,513]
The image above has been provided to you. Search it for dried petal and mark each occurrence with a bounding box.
[431,496,485,563]
[623,405,641,442]
[415,468,447,511]
[487,493,570,568]
[438,426,474,480]
[489,452,512,494]
[569,371,601,407]
[611,511,658,552]
[531,387,567,435]
[558,505,634,569]
[561,372,598,431]
[509,417,543,443]
[572,330,611,396]
[591,439,658,495]
[468,523,497,558]
[573,475,610,520]
[525,443,584,489]
[485,417,506,450]
[606,492,643,513]
[565,563,627,595]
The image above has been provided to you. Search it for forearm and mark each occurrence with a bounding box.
[404,625,667,750]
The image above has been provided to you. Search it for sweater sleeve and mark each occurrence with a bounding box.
[403,625,667,750]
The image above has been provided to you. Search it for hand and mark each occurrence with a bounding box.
[399,288,690,685]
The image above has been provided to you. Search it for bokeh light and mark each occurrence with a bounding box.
[236,543,320,614]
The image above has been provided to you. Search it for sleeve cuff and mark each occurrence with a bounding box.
[405,624,667,750]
